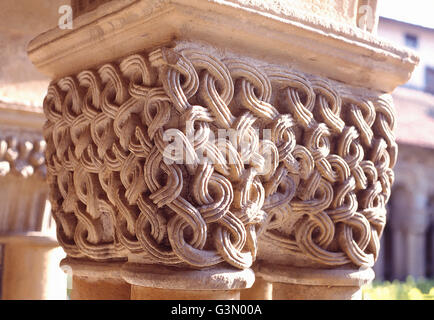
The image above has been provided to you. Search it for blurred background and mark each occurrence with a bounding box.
[365,1,434,298]
[0,0,433,299]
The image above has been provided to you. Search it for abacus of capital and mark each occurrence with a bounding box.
[27,0,418,300]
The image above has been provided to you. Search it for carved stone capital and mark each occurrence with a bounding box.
[43,41,397,271]
[29,0,417,298]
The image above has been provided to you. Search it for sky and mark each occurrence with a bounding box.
[379,0,434,29]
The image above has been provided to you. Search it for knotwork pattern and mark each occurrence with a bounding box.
[43,42,396,269]
[0,129,46,178]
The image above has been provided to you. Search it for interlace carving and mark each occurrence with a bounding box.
[0,129,46,178]
[43,43,396,269]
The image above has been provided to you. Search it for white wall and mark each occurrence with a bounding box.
[378,17,434,90]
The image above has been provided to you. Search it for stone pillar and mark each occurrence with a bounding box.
[404,193,429,279]
[124,264,253,300]
[240,276,273,300]
[1,236,66,300]
[389,187,407,280]
[390,185,429,280]
[372,223,386,281]
[429,205,434,278]
[28,0,418,300]
[60,258,130,300]
[259,264,374,300]
[0,107,67,300]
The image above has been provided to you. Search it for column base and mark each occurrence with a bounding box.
[257,263,374,300]
[122,262,255,300]
[61,258,130,300]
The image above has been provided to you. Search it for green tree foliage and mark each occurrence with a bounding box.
[363,277,434,300]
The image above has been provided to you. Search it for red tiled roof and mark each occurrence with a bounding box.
[392,87,434,149]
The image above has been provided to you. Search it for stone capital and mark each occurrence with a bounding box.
[28,0,418,299]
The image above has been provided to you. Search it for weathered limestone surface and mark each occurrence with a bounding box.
[29,0,415,92]
[28,0,418,300]
[71,0,374,29]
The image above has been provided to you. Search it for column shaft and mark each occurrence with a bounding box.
[2,242,66,300]
[240,277,272,300]
[406,233,426,279]
[257,264,374,301]
[272,283,361,300]
[61,258,131,300]
[131,286,240,300]
[71,276,130,300]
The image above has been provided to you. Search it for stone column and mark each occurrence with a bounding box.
[1,236,66,300]
[372,218,386,281]
[402,193,429,279]
[0,106,67,300]
[60,258,130,300]
[389,187,408,280]
[405,208,429,279]
[429,205,434,278]
[390,184,430,280]
[28,0,417,300]
[240,276,273,300]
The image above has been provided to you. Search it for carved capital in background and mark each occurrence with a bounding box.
[0,104,54,238]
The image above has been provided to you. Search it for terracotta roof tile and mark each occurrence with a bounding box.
[392,87,434,149]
